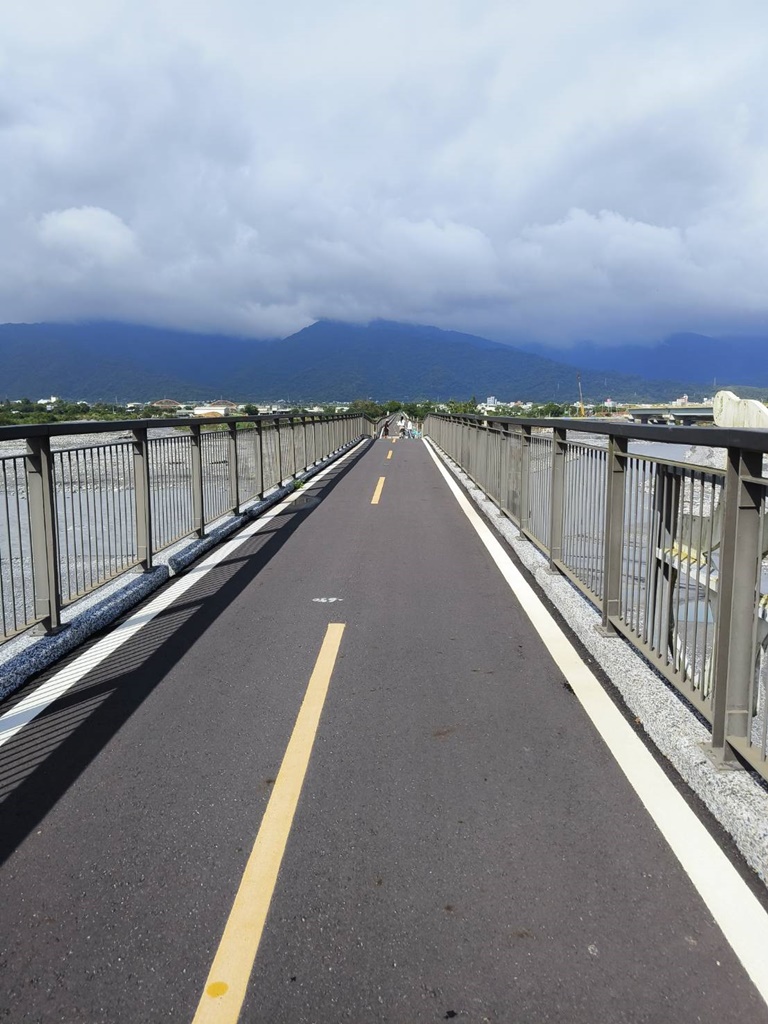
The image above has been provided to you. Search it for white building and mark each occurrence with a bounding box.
[192,399,239,417]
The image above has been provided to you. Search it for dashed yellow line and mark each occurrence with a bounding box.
[386,451,393,460]
[371,476,386,504]
[191,623,346,1024]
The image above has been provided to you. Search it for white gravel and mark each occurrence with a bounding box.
[430,440,768,888]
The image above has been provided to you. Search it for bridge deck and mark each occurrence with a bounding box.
[0,437,766,1022]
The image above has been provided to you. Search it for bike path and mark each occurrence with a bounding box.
[0,436,765,1022]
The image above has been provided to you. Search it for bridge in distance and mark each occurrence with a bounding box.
[625,403,714,423]
[0,417,767,1022]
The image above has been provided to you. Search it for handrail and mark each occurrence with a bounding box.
[425,412,768,782]
[0,411,363,442]
[435,412,768,453]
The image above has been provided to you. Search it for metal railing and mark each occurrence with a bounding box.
[426,413,768,782]
[0,413,370,643]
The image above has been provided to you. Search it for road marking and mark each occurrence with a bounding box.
[386,451,393,460]
[371,476,386,504]
[0,440,367,753]
[191,623,345,1024]
[423,437,768,1008]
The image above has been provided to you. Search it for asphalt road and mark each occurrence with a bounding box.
[0,435,766,1023]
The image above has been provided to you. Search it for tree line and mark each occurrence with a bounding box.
[0,395,606,429]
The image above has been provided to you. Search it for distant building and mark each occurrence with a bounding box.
[192,399,238,417]
[151,398,182,411]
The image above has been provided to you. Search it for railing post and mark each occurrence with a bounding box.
[480,418,489,492]
[497,421,510,516]
[291,417,297,477]
[25,436,63,632]
[486,420,493,497]
[131,427,153,570]
[275,417,283,484]
[299,416,307,472]
[599,435,627,633]
[710,446,763,760]
[548,427,567,570]
[228,423,240,514]
[257,420,265,497]
[190,424,205,537]
[519,424,532,538]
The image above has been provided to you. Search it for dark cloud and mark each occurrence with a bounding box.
[2,0,768,345]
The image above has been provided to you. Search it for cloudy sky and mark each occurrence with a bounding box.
[3,0,768,347]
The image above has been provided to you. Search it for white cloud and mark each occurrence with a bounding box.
[0,0,768,344]
[38,207,137,265]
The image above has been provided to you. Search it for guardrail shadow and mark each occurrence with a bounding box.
[0,445,369,865]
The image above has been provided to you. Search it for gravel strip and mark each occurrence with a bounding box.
[429,439,768,888]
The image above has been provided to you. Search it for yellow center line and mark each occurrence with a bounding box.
[371,476,386,504]
[191,623,346,1024]
[386,451,393,460]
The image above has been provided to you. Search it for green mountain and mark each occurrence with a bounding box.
[0,319,696,403]
[222,320,693,403]
[518,332,768,388]
[0,323,254,402]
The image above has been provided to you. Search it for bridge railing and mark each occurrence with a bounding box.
[0,413,370,644]
[425,413,768,782]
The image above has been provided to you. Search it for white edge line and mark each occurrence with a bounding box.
[0,439,368,750]
[423,436,768,1007]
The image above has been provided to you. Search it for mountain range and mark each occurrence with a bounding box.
[519,333,768,387]
[0,319,762,405]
